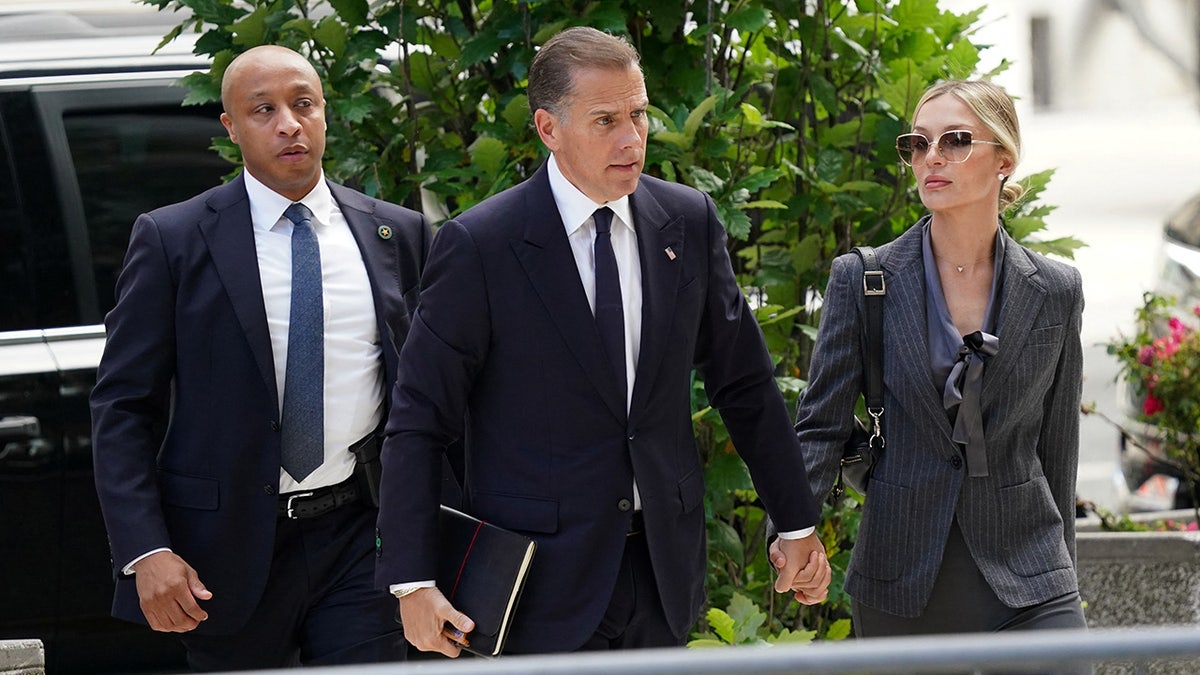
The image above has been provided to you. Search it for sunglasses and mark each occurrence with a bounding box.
[894,130,1002,166]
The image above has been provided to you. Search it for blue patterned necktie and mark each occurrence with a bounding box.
[281,202,324,482]
[592,207,626,401]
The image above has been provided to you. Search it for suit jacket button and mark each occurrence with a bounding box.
[951,456,963,470]
[270,420,280,431]
[264,484,276,495]
[617,498,632,512]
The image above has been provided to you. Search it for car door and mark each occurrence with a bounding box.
[0,75,227,673]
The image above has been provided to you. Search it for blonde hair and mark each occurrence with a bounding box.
[913,80,1025,213]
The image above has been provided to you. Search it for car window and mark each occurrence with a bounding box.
[0,117,34,331]
[63,104,228,318]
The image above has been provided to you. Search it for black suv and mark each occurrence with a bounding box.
[0,6,230,673]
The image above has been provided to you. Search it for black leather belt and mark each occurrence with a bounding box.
[627,511,644,537]
[278,475,360,519]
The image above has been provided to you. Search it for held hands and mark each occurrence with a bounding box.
[398,587,475,658]
[770,532,832,605]
[131,551,212,632]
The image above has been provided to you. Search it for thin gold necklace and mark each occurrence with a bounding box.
[935,253,992,273]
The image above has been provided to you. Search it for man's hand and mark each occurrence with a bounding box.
[770,532,831,605]
[398,587,475,658]
[132,551,212,632]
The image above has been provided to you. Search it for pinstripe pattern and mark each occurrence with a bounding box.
[796,219,1084,618]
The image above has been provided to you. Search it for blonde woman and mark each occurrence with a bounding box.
[780,80,1088,644]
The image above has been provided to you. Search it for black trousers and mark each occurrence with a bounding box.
[852,521,1090,674]
[180,499,406,671]
[575,529,683,651]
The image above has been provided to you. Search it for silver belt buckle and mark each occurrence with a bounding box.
[285,491,315,519]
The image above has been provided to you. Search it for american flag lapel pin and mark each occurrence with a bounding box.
[664,246,676,261]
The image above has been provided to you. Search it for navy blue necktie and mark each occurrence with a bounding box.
[281,202,324,482]
[592,207,626,401]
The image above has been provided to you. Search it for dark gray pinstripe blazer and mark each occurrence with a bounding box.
[796,219,1084,618]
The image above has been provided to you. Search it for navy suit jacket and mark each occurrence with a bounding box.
[91,175,430,634]
[376,163,820,652]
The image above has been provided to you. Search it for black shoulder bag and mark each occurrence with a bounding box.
[834,246,886,497]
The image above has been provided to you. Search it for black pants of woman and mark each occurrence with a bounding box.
[852,520,1090,674]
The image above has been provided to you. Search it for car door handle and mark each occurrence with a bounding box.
[0,416,40,441]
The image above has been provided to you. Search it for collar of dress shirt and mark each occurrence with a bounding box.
[243,168,335,233]
[547,154,634,236]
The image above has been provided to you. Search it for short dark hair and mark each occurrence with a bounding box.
[527,26,641,119]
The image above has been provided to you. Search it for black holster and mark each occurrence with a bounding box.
[350,434,382,507]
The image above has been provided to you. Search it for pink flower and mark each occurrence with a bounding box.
[1153,336,1180,358]
[1169,317,1189,340]
[1143,394,1165,416]
[1138,345,1156,366]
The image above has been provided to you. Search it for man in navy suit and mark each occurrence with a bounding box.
[376,27,830,657]
[90,45,428,670]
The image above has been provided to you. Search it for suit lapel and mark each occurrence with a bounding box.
[981,233,1044,406]
[197,175,278,412]
[628,184,683,416]
[880,225,955,442]
[509,167,627,422]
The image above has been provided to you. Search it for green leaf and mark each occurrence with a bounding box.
[427,31,460,59]
[502,95,529,131]
[726,592,767,644]
[722,207,752,241]
[686,638,728,648]
[688,166,725,194]
[824,618,853,640]
[704,447,753,495]
[328,0,369,27]
[179,72,220,106]
[469,136,508,177]
[706,607,736,644]
[731,167,784,194]
[739,200,787,210]
[740,102,765,128]
[707,519,743,566]
[332,95,375,124]
[653,130,689,150]
[314,16,349,58]
[230,4,269,48]
[726,6,771,33]
[460,31,505,67]
[682,95,720,142]
[153,23,183,54]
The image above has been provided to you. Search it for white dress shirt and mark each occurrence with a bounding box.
[245,170,384,495]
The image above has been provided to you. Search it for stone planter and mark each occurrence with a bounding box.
[1077,528,1200,627]
[1075,513,1200,674]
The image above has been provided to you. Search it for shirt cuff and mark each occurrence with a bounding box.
[122,548,172,576]
[775,526,816,540]
[389,581,436,598]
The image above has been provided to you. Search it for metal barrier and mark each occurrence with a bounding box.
[264,625,1200,674]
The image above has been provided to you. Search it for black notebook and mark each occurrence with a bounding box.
[437,505,537,657]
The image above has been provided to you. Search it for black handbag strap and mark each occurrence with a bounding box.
[852,246,885,449]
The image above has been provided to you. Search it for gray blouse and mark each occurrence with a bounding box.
[920,219,1005,477]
